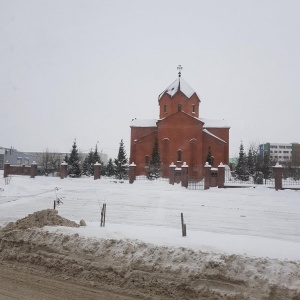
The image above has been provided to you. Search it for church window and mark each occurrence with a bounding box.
[192,104,195,113]
[145,155,150,167]
[177,150,182,162]
[178,104,182,112]
[164,104,167,113]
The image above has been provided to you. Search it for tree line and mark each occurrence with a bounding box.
[64,139,128,179]
[38,139,128,179]
[234,142,273,182]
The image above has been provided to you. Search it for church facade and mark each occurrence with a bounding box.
[130,75,230,179]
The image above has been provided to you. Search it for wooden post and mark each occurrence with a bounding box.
[181,213,187,237]
[103,203,106,226]
[100,203,106,227]
[53,200,56,210]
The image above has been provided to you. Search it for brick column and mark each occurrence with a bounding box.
[30,161,37,178]
[94,162,101,180]
[204,162,211,190]
[218,162,225,188]
[273,163,283,191]
[169,163,176,185]
[129,162,136,184]
[4,162,10,178]
[60,161,68,179]
[181,162,189,188]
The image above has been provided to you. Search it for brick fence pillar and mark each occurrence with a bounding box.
[60,162,68,179]
[181,162,189,188]
[169,163,176,185]
[129,162,136,184]
[4,162,10,178]
[273,163,283,191]
[204,162,212,190]
[30,161,37,178]
[218,162,225,188]
[94,162,101,180]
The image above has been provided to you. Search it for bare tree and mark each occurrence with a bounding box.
[39,149,62,176]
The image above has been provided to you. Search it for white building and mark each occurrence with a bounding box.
[259,143,293,163]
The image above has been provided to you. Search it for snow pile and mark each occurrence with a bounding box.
[1,209,79,232]
[0,224,299,299]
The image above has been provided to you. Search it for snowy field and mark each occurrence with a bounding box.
[1,171,300,260]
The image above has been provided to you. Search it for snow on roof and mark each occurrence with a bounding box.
[203,129,226,143]
[130,119,157,127]
[159,77,196,100]
[199,118,230,129]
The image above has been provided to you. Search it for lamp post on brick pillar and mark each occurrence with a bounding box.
[273,162,283,191]
[181,162,189,188]
[4,162,10,178]
[60,161,68,179]
[204,162,211,190]
[94,162,101,180]
[30,161,37,178]
[129,162,136,184]
[218,162,225,188]
[169,162,176,185]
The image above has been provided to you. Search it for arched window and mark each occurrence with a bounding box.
[177,150,182,162]
[178,104,182,112]
[145,155,150,167]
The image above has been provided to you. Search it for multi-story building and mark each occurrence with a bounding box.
[259,143,300,165]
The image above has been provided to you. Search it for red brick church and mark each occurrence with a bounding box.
[130,70,230,179]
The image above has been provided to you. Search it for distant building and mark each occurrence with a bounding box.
[0,146,109,171]
[259,142,300,165]
[0,147,38,170]
[130,72,230,179]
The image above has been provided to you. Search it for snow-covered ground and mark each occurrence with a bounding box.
[1,171,300,299]
[1,171,300,260]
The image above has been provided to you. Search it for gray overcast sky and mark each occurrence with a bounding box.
[1,0,299,159]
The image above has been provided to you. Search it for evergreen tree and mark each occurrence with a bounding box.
[206,146,214,167]
[148,138,161,179]
[235,142,249,181]
[106,158,115,177]
[262,151,273,182]
[68,139,81,177]
[64,154,69,164]
[114,139,128,179]
[247,149,255,175]
[100,161,107,176]
[93,144,101,165]
[82,149,94,176]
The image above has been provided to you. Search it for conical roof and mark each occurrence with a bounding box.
[158,77,197,100]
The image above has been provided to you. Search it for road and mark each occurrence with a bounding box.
[0,263,143,300]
